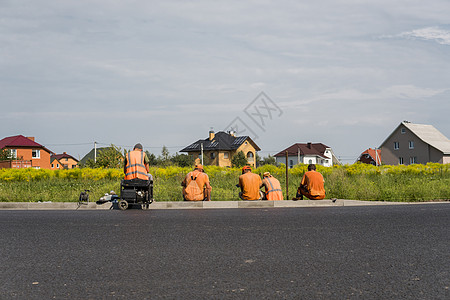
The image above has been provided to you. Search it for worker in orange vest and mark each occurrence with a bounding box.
[294,164,326,200]
[181,164,212,201]
[123,143,150,181]
[238,166,263,200]
[261,172,283,200]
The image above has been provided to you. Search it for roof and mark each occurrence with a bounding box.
[274,143,331,159]
[0,135,52,153]
[180,131,261,152]
[51,153,79,162]
[380,122,450,155]
[403,122,450,154]
[359,148,381,165]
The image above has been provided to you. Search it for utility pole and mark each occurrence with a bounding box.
[375,147,379,166]
[285,150,289,200]
[94,141,97,163]
[201,143,204,165]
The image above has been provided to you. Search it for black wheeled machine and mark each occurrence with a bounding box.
[118,178,154,210]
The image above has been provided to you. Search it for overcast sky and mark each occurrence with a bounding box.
[1,0,449,163]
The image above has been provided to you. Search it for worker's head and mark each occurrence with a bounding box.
[195,164,203,171]
[134,143,143,151]
[263,172,271,178]
[308,164,316,171]
[242,166,251,173]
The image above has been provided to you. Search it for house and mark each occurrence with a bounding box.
[0,135,52,169]
[274,142,340,168]
[380,121,450,165]
[51,152,79,170]
[180,130,261,167]
[357,148,381,166]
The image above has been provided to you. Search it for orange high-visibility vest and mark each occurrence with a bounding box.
[124,150,148,180]
[264,176,283,200]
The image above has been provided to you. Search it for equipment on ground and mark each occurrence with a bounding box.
[118,178,154,210]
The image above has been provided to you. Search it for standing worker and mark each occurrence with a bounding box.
[181,164,212,201]
[294,164,325,200]
[238,166,263,200]
[261,172,283,200]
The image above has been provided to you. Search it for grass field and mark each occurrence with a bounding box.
[0,163,449,202]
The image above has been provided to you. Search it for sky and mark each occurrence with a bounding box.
[1,0,449,163]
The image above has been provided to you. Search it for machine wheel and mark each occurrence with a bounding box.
[118,199,129,210]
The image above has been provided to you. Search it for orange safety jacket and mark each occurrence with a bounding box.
[124,150,148,181]
[264,176,283,200]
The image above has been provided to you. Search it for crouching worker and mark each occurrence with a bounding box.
[181,164,212,201]
[294,164,325,200]
[262,172,283,200]
[238,166,263,200]
[123,143,152,192]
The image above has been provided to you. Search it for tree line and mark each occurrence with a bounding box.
[82,145,277,168]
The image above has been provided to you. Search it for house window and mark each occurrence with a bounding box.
[51,164,54,168]
[308,159,313,164]
[32,149,40,159]
[247,152,254,162]
[56,164,59,168]
[9,149,17,158]
[401,128,406,134]
[224,152,229,159]
[410,157,417,164]
[289,159,293,168]
[210,152,215,159]
[399,157,404,165]
[394,142,399,150]
[409,141,414,149]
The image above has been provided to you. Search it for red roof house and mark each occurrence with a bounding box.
[0,135,53,169]
[51,152,79,169]
[357,148,381,166]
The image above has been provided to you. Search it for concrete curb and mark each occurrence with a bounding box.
[0,200,448,210]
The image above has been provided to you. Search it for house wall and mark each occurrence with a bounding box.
[218,151,232,167]
[381,124,444,165]
[4,147,51,169]
[276,155,332,168]
[236,141,257,168]
[443,155,450,164]
[51,159,63,170]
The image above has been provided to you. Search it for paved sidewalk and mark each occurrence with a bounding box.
[0,199,447,210]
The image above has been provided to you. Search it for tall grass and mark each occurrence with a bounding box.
[0,163,449,202]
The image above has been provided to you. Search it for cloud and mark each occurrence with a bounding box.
[398,27,450,45]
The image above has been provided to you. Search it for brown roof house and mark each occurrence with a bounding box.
[357,148,382,166]
[0,135,53,169]
[51,152,79,170]
[274,142,340,168]
[180,130,261,167]
[380,121,450,165]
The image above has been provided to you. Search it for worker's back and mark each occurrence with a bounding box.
[239,172,262,200]
[302,171,325,197]
[124,150,148,181]
[263,176,283,200]
[184,170,209,201]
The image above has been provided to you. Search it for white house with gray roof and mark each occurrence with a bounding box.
[380,121,450,165]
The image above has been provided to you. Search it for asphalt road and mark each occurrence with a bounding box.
[1,204,449,299]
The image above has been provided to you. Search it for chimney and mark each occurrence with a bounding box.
[209,130,215,141]
[27,137,35,142]
[307,142,312,149]
[63,152,67,154]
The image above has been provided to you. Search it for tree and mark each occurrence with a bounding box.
[0,149,12,161]
[231,151,248,167]
[172,153,195,167]
[260,154,277,166]
[85,144,124,168]
[157,145,172,167]
[145,151,158,166]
